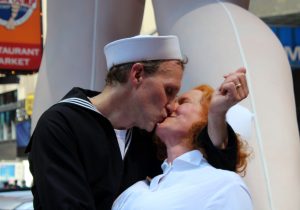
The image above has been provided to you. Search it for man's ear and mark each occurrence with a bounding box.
[129,63,144,86]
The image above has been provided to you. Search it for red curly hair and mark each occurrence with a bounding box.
[193,84,251,175]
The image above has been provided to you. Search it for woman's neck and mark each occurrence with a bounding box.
[164,138,192,163]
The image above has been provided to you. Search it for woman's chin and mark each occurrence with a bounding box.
[155,123,169,139]
[155,124,163,135]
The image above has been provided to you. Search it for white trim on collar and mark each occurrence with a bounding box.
[60,97,133,159]
[59,97,101,114]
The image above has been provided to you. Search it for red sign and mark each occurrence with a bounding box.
[0,0,43,72]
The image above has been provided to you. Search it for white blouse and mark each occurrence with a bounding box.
[112,150,253,210]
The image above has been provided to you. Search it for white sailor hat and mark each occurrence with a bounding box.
[104,35,183,70]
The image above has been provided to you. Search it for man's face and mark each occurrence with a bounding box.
[135,60,183,132]
[155,89,204,141]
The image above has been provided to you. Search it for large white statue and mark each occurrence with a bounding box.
[32,0,300,209]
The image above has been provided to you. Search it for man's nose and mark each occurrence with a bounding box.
[166,101,176,116]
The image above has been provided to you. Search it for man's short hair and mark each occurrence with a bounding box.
[105,59,186,85]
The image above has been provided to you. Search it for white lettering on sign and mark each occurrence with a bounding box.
[0,57,30,66]
[0,46,40,56]
[284,46,300,62]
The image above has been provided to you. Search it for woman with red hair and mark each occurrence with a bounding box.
[112,75,252,210]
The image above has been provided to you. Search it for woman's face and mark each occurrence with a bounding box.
[155,89,205,141]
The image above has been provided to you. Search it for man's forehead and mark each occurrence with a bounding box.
[178,89,203,100]
[155,64,182,82]
[156,64,183,82]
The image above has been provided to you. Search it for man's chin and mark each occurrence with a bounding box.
[143,123,156,132]
[143,120,166,132]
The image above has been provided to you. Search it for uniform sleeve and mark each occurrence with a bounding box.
[197,123,238,171]
[27,110,96,210]
[204,183,253,210]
